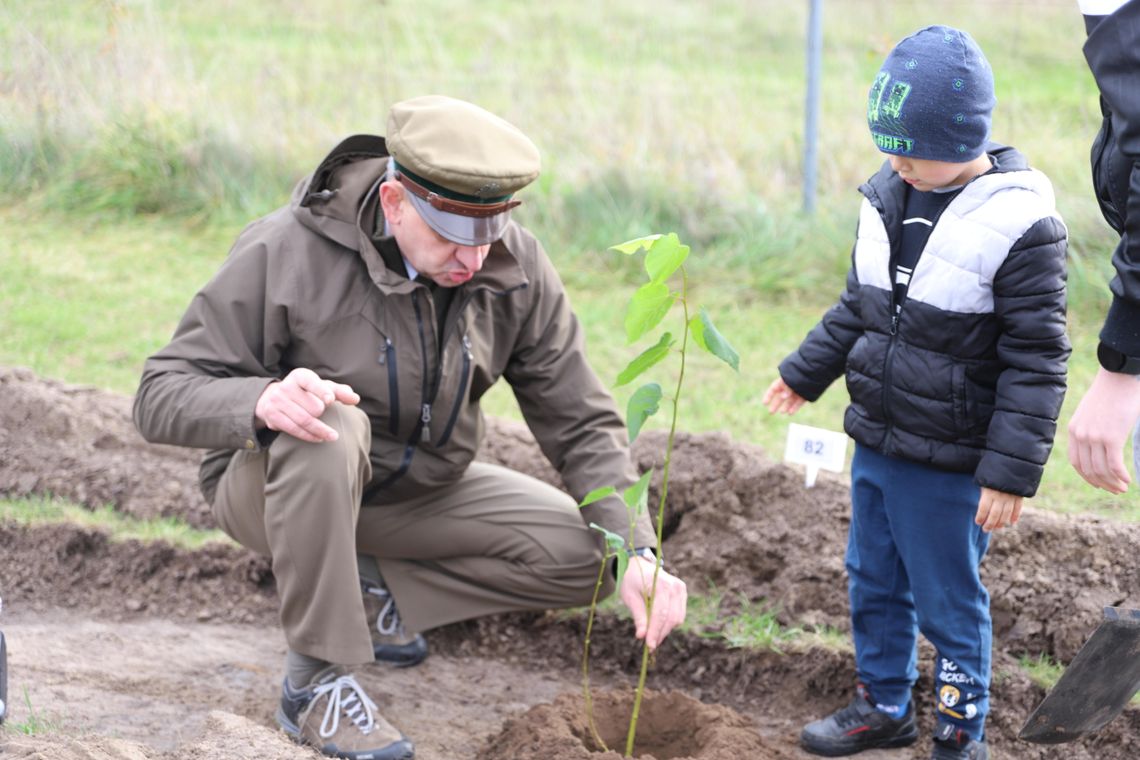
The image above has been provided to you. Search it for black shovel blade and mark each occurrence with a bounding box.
[1019,607,1140,744]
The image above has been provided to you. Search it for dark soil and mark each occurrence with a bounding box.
[1,365,1138,759]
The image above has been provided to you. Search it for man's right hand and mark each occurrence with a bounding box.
[255,368,360,443]
[1068,367,1140,493]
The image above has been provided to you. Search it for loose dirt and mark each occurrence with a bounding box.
[1,366,1137,759]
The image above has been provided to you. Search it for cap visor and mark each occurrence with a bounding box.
[406,193,511,246]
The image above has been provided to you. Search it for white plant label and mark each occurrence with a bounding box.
[783,423,848,487]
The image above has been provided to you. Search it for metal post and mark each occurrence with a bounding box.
[803,0,824,214]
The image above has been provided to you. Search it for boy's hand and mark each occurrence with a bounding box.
[974,487,1023,533]
[763,377,807,415]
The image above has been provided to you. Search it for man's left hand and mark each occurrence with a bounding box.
[618,556,687,650]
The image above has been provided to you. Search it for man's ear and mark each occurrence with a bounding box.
[378,181,405,224]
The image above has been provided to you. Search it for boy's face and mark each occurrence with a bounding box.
[887,155,983,192]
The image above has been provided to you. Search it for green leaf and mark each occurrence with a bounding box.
[689,307,740,371]
[609,235,662,255]
[644,233,690,284]
[626,382,662,442]
[616,332,673,387]
[579,486,616,508]
[589,522,630,584]
[623,470,653,516]
[625,281,673,343]
[589,522,627,554]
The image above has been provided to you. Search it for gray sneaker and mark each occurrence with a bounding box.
[276,666,414,760]
[362,579,428,667]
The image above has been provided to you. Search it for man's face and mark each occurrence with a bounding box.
[380,182,492,287]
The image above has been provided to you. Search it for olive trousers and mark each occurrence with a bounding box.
[212,403,609,665]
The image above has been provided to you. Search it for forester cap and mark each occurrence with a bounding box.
[386,95,541,245]
[867,25,996,163]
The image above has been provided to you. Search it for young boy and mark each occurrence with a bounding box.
[764,26,1069,760]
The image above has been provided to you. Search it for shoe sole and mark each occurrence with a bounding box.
[373,635,428,668]
[800,727,919,757]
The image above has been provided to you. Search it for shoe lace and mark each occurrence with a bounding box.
[312,674,379,739]
[832,699,872,730]
[365,584,404,637]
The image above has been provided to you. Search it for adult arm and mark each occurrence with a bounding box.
[1069,0,1140,491]
[133,232,293,451]
[504,241,687,648]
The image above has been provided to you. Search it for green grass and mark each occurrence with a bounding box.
[0,0,1136,521]
[2,689,61,736]
[680,583,849,654]
[0,497,232,550]
[1019,652,1140,705]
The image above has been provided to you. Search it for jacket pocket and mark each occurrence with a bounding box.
[377,335,399,435]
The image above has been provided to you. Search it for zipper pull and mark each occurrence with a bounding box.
[420,403,432,442]
[890,313,899,336]
[462,334,472,358]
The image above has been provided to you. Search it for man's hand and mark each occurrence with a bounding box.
[255,368,360,443]
[1068,368,1140,494]
[618,556,687,651]
[763,377,807,415]
[975,487,1023,533]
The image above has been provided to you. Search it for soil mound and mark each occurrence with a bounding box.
[479,688,794,760]
[2,365,1139,759]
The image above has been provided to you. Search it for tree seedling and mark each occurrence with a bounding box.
[579,232,739,756]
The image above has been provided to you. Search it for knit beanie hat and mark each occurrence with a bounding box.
[867,25,996,162]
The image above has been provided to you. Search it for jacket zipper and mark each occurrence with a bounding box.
[882,324,899,433]
[436,334,472,447]
[377,337,399,435]
[371,291,433,491]
[371,282,525,494]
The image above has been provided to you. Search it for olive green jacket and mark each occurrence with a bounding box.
[133,135,654,547]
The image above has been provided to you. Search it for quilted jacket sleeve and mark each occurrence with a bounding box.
[975,216,1071,496]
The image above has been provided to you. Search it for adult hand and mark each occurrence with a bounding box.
[974,487,1023,533]
[763,377,807,415]
[619,556,687,651]
[1068,368,1140,494]
[255,368,360,443]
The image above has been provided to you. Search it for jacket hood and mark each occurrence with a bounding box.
[290,134,391,251]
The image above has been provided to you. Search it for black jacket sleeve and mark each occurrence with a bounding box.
[975,217,1071,497]
[1084,0,1140,355]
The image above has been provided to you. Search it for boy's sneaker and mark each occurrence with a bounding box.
[800,685,918,756]
[276,666,415,760]
[362,578,428,667]
[931,723,988,760]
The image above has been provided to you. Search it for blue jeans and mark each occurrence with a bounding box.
[847,444,992,740]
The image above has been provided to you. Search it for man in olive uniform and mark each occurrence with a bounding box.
[134,95,687,760]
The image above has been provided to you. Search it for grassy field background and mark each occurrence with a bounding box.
[1,0,1135,519]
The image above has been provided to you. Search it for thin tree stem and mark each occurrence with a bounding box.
[624,269,690,757]
[582,549,612,752]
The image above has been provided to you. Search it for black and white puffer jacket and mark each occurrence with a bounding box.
[779,144,1070,497]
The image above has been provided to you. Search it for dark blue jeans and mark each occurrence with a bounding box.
[847,444,992,740]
